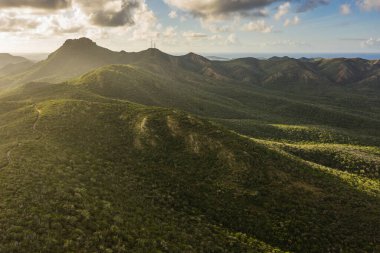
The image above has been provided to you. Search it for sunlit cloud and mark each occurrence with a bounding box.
[168,10,177,19]
[284,16,300,27]
[340,4,351,15]
[362,37,380,48]
[242,20,273,33]
[275,2,290,20]
[357,0,380,11]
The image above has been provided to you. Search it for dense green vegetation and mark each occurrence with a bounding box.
[0,79,378,252]
[0,38,379,252]
[282,143,380,179]
[70,63,380,148]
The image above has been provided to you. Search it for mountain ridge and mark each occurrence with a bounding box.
[0,53,30,69]
[1,37,379,91]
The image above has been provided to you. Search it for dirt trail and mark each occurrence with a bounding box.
[6,150,11,163]
[33,107,41,131]
[0,149,12,169]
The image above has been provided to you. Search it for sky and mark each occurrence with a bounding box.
[0,0,379,54]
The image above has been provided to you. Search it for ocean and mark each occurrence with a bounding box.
[205,53,380,60]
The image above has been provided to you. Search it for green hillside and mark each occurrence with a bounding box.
[0,82,379,252]
[0,38,379,252]
[71,64,380,145]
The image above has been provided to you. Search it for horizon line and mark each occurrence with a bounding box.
[6,51,380,55]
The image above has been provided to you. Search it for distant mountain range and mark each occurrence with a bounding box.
[0,53,29,68]
[1,38,379,92]
[206,56,230,61]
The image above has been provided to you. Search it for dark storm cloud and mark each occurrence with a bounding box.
[90,0,140,27]
[164,0,285,19]
[0,15,40,32]
[75,0,141,27]
[208,0,278,16]
[0,0,71,9]
[240,9,270,18]
[297,0,330,12]
[165,0,332,19]
[0,0,143,36]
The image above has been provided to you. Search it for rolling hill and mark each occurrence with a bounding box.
[0,81,378,252]
[70,64,380,145]
[0,53,29,68]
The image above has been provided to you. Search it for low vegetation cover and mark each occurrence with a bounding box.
[0,38,379,252]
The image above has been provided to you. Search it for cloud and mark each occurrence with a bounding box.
[0,0,147,28]
[247,9,270,17]
[242,20,273,33]
[77,0,141,27]
[129,3,159,40]
[182,31,208,40]
[339,38,367,41]
[0,0,71,9]
[209,34,223,41]
[340,4,351,15]
[0,0,159,42]
[357,0,380,11]
[162,26,177,38]
[164,0,279,20]
[200,16,241,33]
[0,14,40,32]
[275,2,290,20]
[165,0,331,21]
[169,10,177,19]
[297,0,329,12]
[204,24,234,33]
[284,15,299,26]
[180,15,188,22]
[260,39,310,47]
[226,33,238,44]
[0,5,88,35]
[48,7,86,34]
[361,37,380,47]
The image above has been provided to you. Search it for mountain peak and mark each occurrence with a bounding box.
[146,47,162,52]
[47,37,103,60]
[62,37,97,48]
[138,48,172,60]
[269,56,293,61]
[143,47,167,55]
[183,52,210,64]
[185,52,205,58]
